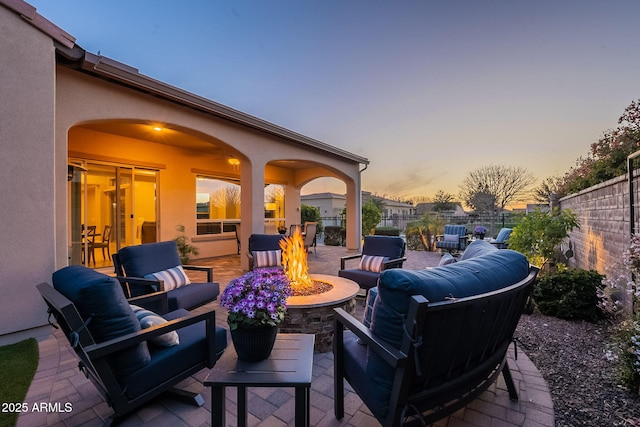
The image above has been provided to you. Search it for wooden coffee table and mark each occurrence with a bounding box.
[204,333,315,427]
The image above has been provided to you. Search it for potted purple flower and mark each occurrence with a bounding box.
[474,225,487,240]
[220,268,292,361]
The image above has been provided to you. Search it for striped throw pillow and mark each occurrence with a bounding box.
[130,305,179,347]
[144,265,191,291]
[359,255,388,273]
[253,250,282,268]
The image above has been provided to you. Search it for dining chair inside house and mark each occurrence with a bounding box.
[264,222,278,234]
[81,225,97,266]
[92,225,113,262]
[234,223,241,254]
[302,222,317,255]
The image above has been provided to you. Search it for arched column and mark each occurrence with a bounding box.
[240,158,266,270]
[285,185,301,227]
[345,178,362,251]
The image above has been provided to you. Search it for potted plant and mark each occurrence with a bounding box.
[277,223,287,234]
[173,224,199,264]
[474,225,487,240]
[220,268,292,361]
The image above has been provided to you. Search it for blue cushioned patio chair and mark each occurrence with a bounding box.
[38,266,227,426]
[489,227,512,249]
[435,224,468,253]
[247,233,286,270]
[338,235,406,301]
[113,241,219,311]
[333,261,538,426]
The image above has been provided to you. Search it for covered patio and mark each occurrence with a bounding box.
[18,245,554,427]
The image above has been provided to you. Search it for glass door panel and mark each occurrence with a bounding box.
[68,161,158,268]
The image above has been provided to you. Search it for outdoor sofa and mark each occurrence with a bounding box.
[334,240,538,426]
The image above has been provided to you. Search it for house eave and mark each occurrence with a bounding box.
[77,50,370,166]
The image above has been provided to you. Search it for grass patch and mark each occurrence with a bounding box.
[0,339,39,427]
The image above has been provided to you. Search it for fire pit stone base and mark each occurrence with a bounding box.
[280,274,360,353]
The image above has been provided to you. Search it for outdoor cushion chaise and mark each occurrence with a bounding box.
[38,265,227,425]
[334,240,538,426]
[113,241,219,311]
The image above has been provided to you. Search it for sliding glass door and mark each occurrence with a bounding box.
[68,160,158,268]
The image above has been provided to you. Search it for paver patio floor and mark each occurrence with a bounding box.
[18,245,554,426]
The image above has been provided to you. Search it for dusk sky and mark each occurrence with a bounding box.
[29,1,640,204]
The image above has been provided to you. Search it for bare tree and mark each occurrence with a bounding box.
[534,175,563,203]
[459,165,536,212]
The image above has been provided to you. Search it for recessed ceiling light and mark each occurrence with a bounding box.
[153,126,163,132]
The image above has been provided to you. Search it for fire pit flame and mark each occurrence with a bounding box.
[280,227,314,292]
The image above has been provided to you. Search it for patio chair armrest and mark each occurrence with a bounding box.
[85,309,217,361]
[115,276,165,297]
[334,307,405,369]
[340,253,363,270]
[183,265,213,282]
[381,256,407,270]
[127,290,169,314]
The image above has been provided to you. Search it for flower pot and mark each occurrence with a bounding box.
[230,325,278,362]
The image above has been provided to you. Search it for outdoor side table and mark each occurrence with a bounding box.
[204,333,315,427]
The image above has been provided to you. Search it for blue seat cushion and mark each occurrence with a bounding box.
[167,282,220,311]
[52,265,151,380]
[341,331,386,421]
[338,269,380,290]
[122,308,228,399]
[363,249,530,416]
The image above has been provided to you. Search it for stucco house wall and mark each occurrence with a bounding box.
[0,0,368,344]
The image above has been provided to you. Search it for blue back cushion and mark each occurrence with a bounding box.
[362,236,405,258]
[443,224,467,237]
[495,228,513,242]
[365,248,530,415]
[248,234,286,252]
[119,241,181,277]
[52,265,151,379]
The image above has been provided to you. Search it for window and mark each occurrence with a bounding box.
[196,176,240,235]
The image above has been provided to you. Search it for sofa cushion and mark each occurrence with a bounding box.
[130,305,179,347]
[52,266,151,379]
[144,265,191,291]
[359,255,388,273]
[438,253,457,266]
[253,249,282,268]
[365,248,530,416]
[443,233,459,242]
[459,239,498,261]
[122,308,228,399]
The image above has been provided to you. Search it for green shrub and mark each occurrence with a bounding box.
[374,227,401,236]
[324,226,344,246]
[534,268,605,322]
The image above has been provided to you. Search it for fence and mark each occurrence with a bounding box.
[320,212,521,239]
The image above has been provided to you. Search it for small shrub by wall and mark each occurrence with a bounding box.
[534,269,605,322]
[374,227,401,236]
[323,226,344,246]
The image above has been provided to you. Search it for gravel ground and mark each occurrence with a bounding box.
[516,313,640,426]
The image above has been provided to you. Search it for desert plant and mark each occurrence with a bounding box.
[534,268,605,321]
[174,224,199,264]
[405,213,444,251]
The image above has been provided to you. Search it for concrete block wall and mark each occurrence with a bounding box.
[559,175,629,274]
